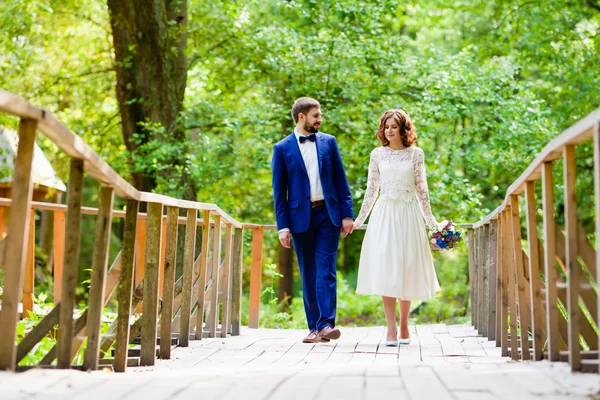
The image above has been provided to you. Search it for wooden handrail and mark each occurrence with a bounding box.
[471,107,600,229]
[0,90,242,228]
[467,108,600,374]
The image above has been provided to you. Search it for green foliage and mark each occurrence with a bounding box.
[2,0,599,327]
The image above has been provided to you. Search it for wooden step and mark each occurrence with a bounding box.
[112,345,159,358]
[99,357,140,367]
[581,359,599,373]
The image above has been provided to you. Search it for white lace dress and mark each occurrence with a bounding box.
[354,146,440,300]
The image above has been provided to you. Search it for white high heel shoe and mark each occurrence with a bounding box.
[385,339,398,347]
[398,336,411,345]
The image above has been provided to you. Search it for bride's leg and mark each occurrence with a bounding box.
[382,296,398,340]
[399,300,411,339]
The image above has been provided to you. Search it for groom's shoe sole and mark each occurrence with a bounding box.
[318,327,341,341]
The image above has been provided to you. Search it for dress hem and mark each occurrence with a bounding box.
[355,288,440,301]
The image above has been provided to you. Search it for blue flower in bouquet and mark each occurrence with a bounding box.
[428,220,463,251]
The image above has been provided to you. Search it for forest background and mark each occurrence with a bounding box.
[1,0,599,328]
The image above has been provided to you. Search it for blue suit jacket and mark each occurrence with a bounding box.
[272,131,354,234]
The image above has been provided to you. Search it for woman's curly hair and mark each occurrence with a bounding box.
[376,109,417,147]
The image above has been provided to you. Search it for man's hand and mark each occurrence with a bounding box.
[342,218,354,237]
[279,230,291,248]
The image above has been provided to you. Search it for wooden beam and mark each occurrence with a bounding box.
[23,208,35,317]
[594,122,600,362]
[208,215,222,338]
[473,228,480,330]
[563,145,581,371]
[113,199,138,373]
[179,209,197,347]
[248,228,264,329]
[480,224,490,337]
[195,210,211,340]
[504,206,519,360]
[467,228,475,326]
[0,119,37,371]
[499,211,509,356]
[57,158,84,369]
[525,181,545,361]
[509,195,532,360]
[159,206,179,360]
[83,186,115,371]
[53,210,65,303]
[140,202,163,366]
[542,162,560,361]
[220,224,233,338]
[16,304,60,363]
[488,219,498,342]
[231,228,244,336]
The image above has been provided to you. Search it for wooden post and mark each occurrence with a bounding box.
[140,202,163,366]
[179,209,197,347]
[231,228,244,336]
[594,123,600,362]
[488,219,498,342]
[113,199,139,373]
[160,206,179,359]
[510,195,532,360]
[563,145,581,371]
[83,186,115,371]
[248,228,264,329]
[504,206,519,360]
[208,215,222,337]
[57,158,84,369]
[53,210,65,303]
[473,228,480,330]
[480,223,490,337]
[195,210,211,340]
[542,162,559,361]
[467,228,475,324]
[23,208,35,316]
[159,218,167,299]
[499,212,509,356]
[476,227,484,331]
[524,181,545,361]
[0,118,37,371]
[135,217,147,287]
[220,224,233,338]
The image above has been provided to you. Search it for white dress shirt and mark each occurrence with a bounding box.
[294,130,324,203]
[279,130,325,234]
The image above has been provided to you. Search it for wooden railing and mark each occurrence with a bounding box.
[0,91,275,372]
[465,108,600,373]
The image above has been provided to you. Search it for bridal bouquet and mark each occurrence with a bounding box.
[429,220,462,251]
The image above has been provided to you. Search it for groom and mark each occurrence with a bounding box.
[272,97,354,343]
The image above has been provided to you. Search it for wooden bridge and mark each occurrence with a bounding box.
[0,91,598,398]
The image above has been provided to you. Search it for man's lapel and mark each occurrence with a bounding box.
[287,132,308,176]
[315,132,325,175]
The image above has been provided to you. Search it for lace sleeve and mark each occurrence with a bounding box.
[354,149,380,228]
[414,147,437,229]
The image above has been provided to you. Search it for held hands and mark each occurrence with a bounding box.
[279,231,291,248]
[342,218,354,237]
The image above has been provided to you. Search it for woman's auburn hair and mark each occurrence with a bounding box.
[376,109,417,147]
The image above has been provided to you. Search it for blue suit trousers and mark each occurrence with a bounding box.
[292,205,340,332]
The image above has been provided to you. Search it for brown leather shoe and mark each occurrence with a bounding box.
[317,326,341,341]
[302,330,330,343]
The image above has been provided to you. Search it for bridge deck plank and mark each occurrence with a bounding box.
[1,325,598,400]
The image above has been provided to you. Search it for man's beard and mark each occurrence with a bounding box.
[304,122,319,133]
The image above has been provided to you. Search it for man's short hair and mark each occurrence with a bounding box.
[291,97,320,123]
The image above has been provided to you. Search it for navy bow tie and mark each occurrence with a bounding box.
[299,135,316,143]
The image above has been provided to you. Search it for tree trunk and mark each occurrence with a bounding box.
[107,0,196,199]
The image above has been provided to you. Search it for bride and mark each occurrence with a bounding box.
[353,109,440,346]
